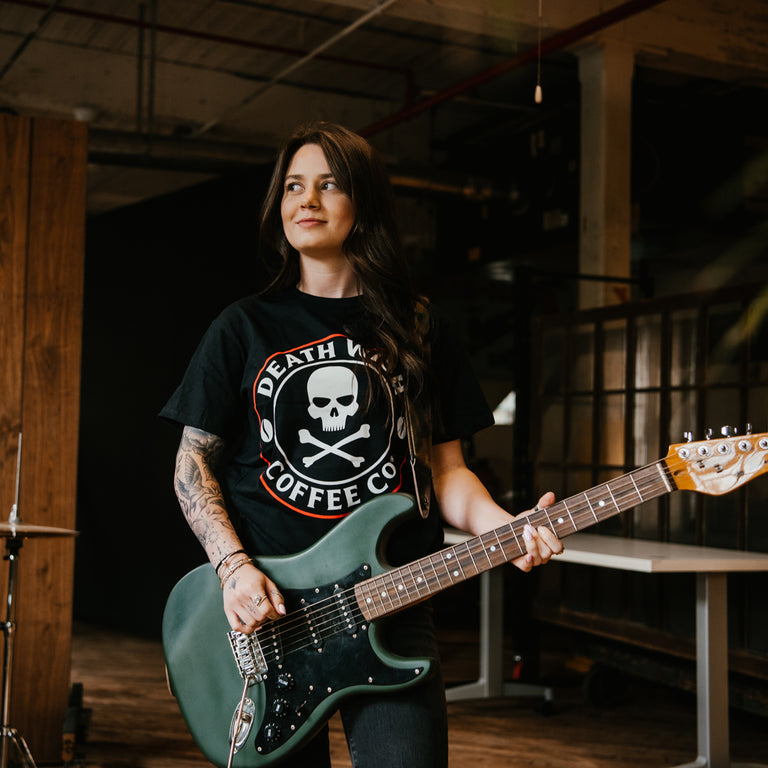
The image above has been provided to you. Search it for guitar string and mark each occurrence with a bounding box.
[252,463,671,663]
[251,462,671,666]
[248,447,724,659]
[253,435,761,662]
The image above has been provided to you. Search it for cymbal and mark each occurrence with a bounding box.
[0,520,78,539]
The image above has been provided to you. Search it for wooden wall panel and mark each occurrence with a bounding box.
[0,115,86,762]
[0,116,29,519]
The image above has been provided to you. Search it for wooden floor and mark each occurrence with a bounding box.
[63,621,767,768]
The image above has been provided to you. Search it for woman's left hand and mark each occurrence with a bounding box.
[512,491,564,572]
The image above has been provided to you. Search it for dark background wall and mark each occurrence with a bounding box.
[74,77,768,636]
[75,170,269,632]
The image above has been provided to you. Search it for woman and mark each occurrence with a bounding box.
[161,122,561,767]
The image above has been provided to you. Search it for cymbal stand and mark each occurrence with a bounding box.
[1,536,37,768]
[1,434,37,768]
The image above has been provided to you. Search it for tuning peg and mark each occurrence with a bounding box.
[721,426,738,437]
[745,423,753,435]
[706,428,713,439]
[683,431,693,443]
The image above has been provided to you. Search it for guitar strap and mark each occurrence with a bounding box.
[406,298,433,519]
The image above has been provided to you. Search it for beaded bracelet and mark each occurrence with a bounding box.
[214,548,247,576]
[219,557,252,589]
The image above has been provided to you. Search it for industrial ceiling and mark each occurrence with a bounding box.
[1,0,767,214]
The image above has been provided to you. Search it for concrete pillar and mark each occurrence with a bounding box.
[577,39,635,309]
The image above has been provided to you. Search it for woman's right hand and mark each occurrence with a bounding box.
[221,561,286,633]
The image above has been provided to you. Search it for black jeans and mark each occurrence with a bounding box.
[278,602,448,768]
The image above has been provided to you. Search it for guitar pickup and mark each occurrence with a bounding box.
[228,630,268,682]
[333,586,357,635]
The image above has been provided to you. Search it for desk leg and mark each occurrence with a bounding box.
[673,572,729,768]
[445,570,553,705]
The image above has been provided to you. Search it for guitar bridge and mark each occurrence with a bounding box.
[228,630,268,683]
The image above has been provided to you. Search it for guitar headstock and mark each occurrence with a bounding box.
[665,428,768,495]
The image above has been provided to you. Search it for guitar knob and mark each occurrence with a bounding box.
[271,698,291,717]
[276,673,295,691]
[263,722,282,744]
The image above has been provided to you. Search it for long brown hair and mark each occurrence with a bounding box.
[259,121,429,396]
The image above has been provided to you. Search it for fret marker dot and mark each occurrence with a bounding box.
[453,570,459,577]
[380,591,387,598]
[417,577,423,583]
[599,500,606,507]
[398,585,404,591]
[557,517,564,524]
[490,545,497,552]
[366,598,372,604]
[446,553,452,559]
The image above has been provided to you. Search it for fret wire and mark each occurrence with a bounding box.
[372,576,388,615]
[441,548,458,584]
[356,579,376,619]
[495,526,516,562]
[606,484,620,513]
[584,491,599,522]
[348,462,681,625]
[453,545,469,579]
[508,523,523,558]
[425,552,444,591]
[561,498,577,532]
[414,559,429,596]
[386,569,405,608]
[463,541,480,576]
[403,563,421,600]
[655,460,673,492]
[477,533,495,569]
[492,529,508,563]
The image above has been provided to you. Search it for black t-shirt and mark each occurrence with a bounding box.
[160,289,493,563]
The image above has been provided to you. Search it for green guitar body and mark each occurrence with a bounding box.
[162,493,432,767]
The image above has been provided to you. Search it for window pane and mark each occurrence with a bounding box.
[704,494,740,549]
[747,386,768,434]
[571,324,594,391]
[671,308,698,388]
[633,498,661,540]
[599,393,625,466]
[635,314,662,389]
[706,387,742,436]
[633,391,661,465]
[540,328,566,396]
[567,396,593,463]
[539,399,564,463]
[669,390,698,447]
[706,302,742,386]
[603,319,626,391]
[669,492,698,544]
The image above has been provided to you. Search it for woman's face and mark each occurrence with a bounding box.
[280,143,356,263]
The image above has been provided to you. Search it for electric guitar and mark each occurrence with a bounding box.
[162,430,768,767]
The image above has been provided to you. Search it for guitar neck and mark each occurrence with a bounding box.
[356,459,676,620]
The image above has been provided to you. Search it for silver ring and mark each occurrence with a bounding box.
[252,594,267,608]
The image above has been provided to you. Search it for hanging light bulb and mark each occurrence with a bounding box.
[535,0,543,103]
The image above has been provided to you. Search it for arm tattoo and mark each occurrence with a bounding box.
[173,426,238,560]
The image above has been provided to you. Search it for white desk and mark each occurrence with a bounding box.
[442,528,554,706]
[559,533,768,768]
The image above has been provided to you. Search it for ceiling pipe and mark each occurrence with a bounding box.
[3,0,414,85]
[197,0,402,135]
[359,0,672,137]
[0,0,63,80]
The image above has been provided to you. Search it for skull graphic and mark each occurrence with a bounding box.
[307,366,359,432]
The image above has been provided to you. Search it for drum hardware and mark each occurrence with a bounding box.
[1,435,78,768]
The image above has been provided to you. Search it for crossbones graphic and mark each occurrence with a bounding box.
[298,425,371,467]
